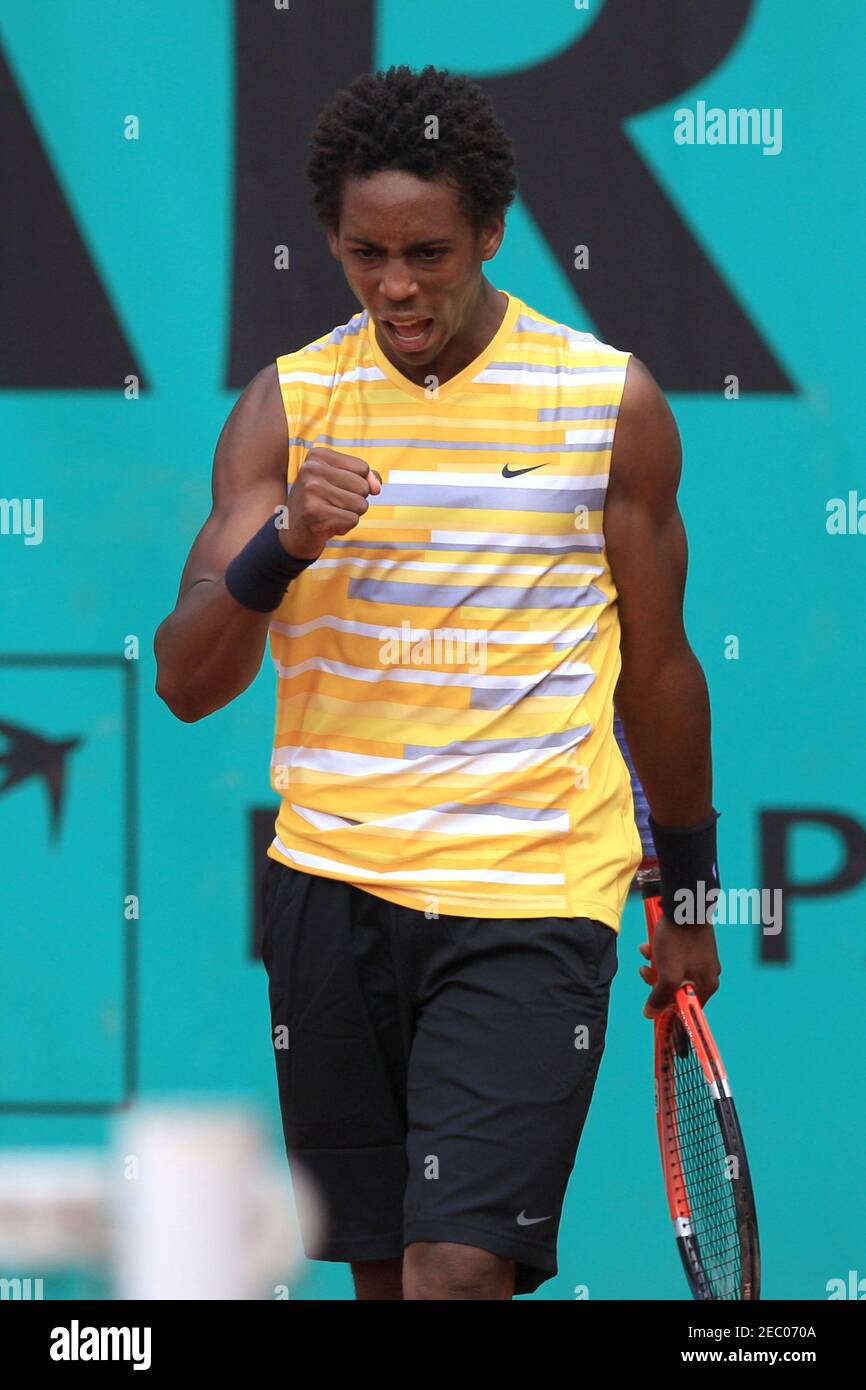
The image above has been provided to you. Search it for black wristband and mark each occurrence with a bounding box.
[647,810,721,925]
[224,515,314,612]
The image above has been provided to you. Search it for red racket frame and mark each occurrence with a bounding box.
[641,866,760,1300]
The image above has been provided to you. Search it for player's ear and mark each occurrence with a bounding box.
[478,216,505,263]
[326,225,341,261]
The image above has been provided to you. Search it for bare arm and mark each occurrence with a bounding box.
[153,364,290,722]
[606,356,721,1014]
[154,365,382,723]
[606,356,712,825]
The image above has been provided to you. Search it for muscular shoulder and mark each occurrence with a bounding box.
[212,363,288,498]
[609,356,682,504]
[220,363,286,455]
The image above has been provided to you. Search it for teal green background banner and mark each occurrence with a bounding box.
[0,0,863,1300]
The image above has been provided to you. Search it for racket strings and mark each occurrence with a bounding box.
[671,1036,741,1299]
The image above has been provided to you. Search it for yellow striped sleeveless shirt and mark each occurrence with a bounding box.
[267,289,642,930]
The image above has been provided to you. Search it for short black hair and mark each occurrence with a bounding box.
[307,65,518,233]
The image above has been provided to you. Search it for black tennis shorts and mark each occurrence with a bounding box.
[260,858,619,1296]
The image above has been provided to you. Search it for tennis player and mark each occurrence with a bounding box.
[154,65,722,1300]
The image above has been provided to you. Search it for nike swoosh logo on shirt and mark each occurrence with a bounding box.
[501,464,547,479]
[516,1210,552,1226]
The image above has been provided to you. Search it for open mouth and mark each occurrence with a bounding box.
[381,317,434,352]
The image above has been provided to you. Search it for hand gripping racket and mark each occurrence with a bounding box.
[638,860,761,1300]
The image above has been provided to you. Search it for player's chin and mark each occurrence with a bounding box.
[396,343,440,369]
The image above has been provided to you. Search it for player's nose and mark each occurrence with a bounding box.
[378,262,419,301]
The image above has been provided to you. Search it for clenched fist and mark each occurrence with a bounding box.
[280,447,382,561]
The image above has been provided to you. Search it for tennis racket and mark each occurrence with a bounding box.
[638,859,761,1300]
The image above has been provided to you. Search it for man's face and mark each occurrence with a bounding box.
[327,170,503,369]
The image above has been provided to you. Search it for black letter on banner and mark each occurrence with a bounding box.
[760,810,866,963]
[228,1,375,388]
[481,0,794,392]
[0,42,144,388]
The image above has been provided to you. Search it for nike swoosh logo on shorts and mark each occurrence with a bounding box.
[501,463,547,479]
[516,1210,552,1226]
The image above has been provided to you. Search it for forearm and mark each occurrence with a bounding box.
[615,645,713,827]
[154,580,271,721]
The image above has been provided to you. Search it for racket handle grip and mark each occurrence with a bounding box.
[638,860,663,985]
